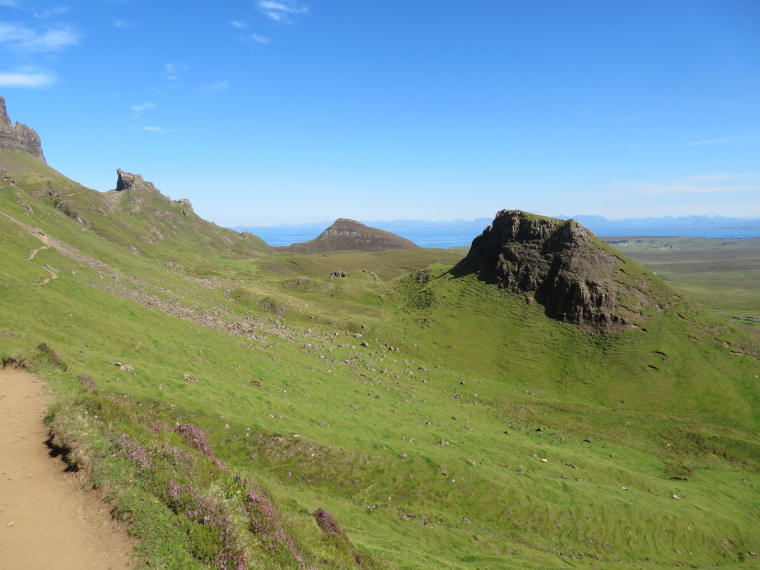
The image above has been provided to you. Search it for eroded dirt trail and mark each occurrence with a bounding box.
[0,368,135,570]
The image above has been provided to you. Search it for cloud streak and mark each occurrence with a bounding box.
[202,80,230,96]
[131,102,156,112]
[687,137,736,146]
[0,69,55,87]
[0,22,81,52]
[634,183,759,196]
[258,1,308,23]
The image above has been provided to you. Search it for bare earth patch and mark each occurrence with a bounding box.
[0,368,135,570]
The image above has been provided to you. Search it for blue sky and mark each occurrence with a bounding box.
[1,0,759,226]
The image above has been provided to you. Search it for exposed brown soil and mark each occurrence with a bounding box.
[0,368,135,569]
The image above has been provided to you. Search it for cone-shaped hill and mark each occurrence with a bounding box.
[276,218,420,253]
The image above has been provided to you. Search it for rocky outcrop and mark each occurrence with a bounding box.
[457,210,656,331]
[0,96,46,162]
[277,218,420,253]
[110,169,195,215]
[115,169,157,192]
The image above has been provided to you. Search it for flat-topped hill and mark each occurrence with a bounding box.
[454,209,671,331]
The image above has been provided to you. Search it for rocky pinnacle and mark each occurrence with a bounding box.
[0,96,46,163]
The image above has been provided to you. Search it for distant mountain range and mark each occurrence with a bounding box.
[231,214,760,248]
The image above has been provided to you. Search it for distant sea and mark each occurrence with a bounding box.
[233,219,760,249]
[240,227,484,248]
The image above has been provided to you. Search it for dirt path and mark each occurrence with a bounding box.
[37,264,58,285]
[27,243,49,261]
[0,368,135,570]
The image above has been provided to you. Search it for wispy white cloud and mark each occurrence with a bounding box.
[0,69,55,87]
[33,6,70,19]
[687,137,736,146]
[688,173,758,182]
[113,20,132,28]
[258,0,308,23]
[0,0,19,7]
[164,62,187,81]
[143,126,172,133]
[203,80,230,93]
[624,173,760,197]
[131,102,156,112]
[0,22,81,52]
[231,20,248,29]
[634,183,759,196]
[251,34,270,44]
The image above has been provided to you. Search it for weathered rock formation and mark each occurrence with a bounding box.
[277,218,420,253]
[0,96,46,163]
[115,168,155,192]
[109,169,195,216]
[458,210,658,331]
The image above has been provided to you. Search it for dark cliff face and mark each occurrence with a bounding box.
[458,210,650,331]
[0,96,46,163]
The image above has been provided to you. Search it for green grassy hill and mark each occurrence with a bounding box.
[1,149,759,569]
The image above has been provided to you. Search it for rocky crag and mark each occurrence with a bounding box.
[277,218,421,253]
[16,165,271,261]
[0,96,45,163]
[102,169,196,218]
[458,210,666,331]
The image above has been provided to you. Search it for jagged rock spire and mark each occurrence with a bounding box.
[0,96,46,163]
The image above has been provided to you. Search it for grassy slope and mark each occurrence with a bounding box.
[1,151,272,266]
[2,155,760,569]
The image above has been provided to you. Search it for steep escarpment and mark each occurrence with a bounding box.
[277,218,420,253]
[0,96,45,163]
[456,210,673,331]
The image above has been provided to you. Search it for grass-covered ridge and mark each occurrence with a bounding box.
[2,150,760,568]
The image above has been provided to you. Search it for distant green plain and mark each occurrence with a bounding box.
[608,237,760,340]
